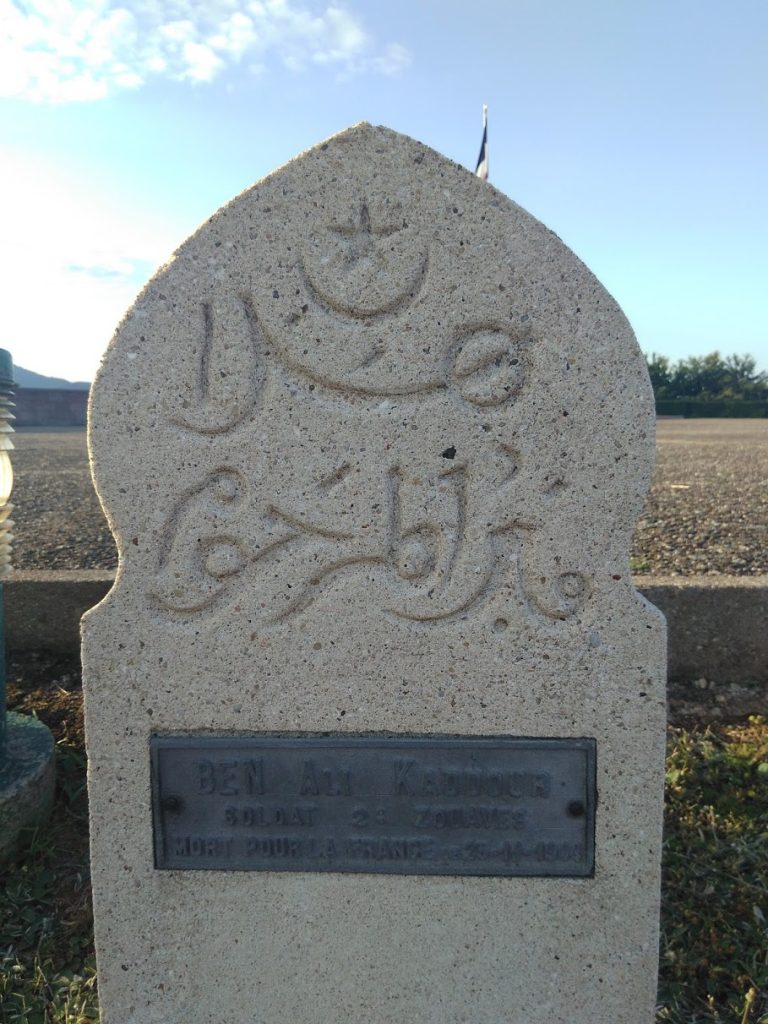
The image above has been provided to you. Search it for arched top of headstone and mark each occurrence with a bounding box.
[89,122,655,635]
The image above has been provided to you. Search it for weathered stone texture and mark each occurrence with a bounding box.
[83,123,665,1024]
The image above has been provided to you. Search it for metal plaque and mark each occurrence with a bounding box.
[151,735,596,877]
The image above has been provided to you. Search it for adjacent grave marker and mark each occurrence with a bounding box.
[0,348,55,864]
[83,123,666,1024]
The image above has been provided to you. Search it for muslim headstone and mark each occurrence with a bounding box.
[83,123,666,1024]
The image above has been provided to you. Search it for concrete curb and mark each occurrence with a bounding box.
[637,575,767,685]
[4,571,767,685]
[6,571,116,656]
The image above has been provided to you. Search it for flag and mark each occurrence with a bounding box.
[475,105,488,181]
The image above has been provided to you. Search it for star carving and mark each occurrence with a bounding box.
[329,202,403,269]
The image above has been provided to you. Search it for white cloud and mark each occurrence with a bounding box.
[0,0,412,103]
[370,42,411,77]
[0,151,180,380]
[181,41,224,81]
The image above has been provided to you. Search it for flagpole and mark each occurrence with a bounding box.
[475,105,489,182]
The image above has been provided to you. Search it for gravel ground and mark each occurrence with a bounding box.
[634,419,768,577]
[11,428,117,570]
[8,419,768,575]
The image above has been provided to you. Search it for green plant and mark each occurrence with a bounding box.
[659,717,768,1022]
[1,730,96,1024]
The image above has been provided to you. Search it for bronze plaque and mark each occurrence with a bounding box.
[151,736,596,877]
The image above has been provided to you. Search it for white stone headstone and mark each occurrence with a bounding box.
[83,123,666,1024]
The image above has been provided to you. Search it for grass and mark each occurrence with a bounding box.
[659,716,768,1023]
[1,664,97,1024]
[0,741,97,1023]
[1,670,766,1023]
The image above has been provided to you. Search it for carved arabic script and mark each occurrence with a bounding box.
[151,446,588,627]
[151,199,590,628]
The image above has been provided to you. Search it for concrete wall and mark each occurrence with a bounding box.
[6,571,113,651]
[14,389,89,427]
[4,571,767,686]
[638,575,768,685]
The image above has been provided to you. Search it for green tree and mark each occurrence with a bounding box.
[646,353,673,397]
[722,353,768,399]
[671,352,728,398]
[645,351,767,401]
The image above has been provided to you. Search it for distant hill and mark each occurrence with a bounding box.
[14,366,90,390]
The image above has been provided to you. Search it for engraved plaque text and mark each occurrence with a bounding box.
[151,736,596,877]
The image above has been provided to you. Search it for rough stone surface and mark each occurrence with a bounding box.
[0,711,55,863]
[83,123,666,1024]
[634,418,768,576]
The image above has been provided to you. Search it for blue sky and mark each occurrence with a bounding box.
[1,0,766,382]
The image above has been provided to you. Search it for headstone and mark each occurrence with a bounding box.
[0,348,55,864]
[83,123,666,1024]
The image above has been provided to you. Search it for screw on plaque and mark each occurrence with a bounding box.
[567,800,586,818]
[161,795,184,813]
